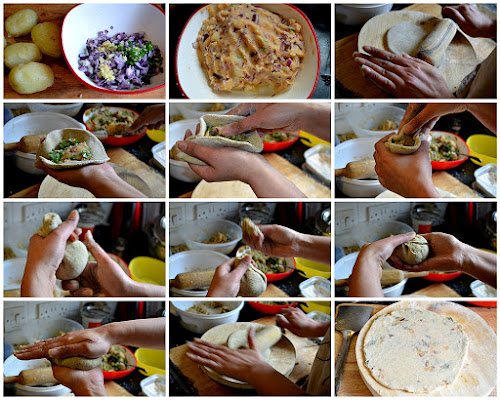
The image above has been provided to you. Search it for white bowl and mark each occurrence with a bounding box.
[171,300,244,333]
[4,356,71,396]
[61,3,165,94]
[169,250,230,297]
[352,221,414,247]
[4,112,85,175]
[168,119,202,183]
[4,258,26,291]
[346,105,405,138]
[175,4,320,99]
[177,103,237,120]
[334,137,384,197]
[27,103,84,117]
[181,219,242,254]
[335,252,407,297]
[335,4,393,25]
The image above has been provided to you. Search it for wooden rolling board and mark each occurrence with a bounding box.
[335,3,496,98]
[335,302,497,396]
[432,171,482,198]
[4,4,165,100]
[261,284,288,297]
[264,153,331,198]
[411,282,461,297]
[104,381,133,397]
[170,316,319,396]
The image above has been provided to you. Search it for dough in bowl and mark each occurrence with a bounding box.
[363,308,468,393]
[394,234,430,265]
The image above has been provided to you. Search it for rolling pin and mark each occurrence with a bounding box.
[335,160,377,180]
[417,18,457,66]
[227,325,282,351]
[335,270,430,288]
[4,367,58,386]
[169,270,215,290]
[4,134,46,153]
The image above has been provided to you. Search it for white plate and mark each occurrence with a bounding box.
[175,4,320,99]
[62,4,165,94]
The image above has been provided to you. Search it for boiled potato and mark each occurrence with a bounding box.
[4,43,42,69]
[9,62,54,94]
[31,22,62,58]
[5,9,38,37]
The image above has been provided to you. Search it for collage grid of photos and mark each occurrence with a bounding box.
[1,0,499,399]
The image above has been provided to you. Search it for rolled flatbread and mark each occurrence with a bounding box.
[170,114,264,166]
[36,128,109,169]
[386,22,428,57]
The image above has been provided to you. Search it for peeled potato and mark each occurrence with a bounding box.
[5,9,38,37]
[8,62,54,94]
[31,22,62,58]
[4,42,42,69]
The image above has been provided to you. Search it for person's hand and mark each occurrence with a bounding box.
[52,366,107,396]
[276,307,328,337]
[176,138,270,184]
[353,46,454,98]
[14,325,113,360]
[374,133,439,198]
[390,232,464,272]
[186,329,273,383]
[243,224,302,258]
[399,103,468,136]
[62,230,134,297]
[443,4,497,38]
[127,104,165,134]
[207,254,252,297]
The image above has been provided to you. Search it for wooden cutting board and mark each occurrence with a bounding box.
[104,381,133,397]
[411,282,461,297]
[10,147,165,198]
[335,3,496,98]
[4,4,165,100]
[432,171,482,198]
[336,302,497,396]
[170,315,319,396]
[262,284,288,297]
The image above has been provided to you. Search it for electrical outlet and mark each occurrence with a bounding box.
[23,203,49,223]
[195,203,231,220]
[169,206,185,228]
[5,305,26,330]
[335,209,357,233]
[368,204,400,222]
[38,302,72,320]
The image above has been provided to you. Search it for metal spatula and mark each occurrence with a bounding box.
[335,304,373,395]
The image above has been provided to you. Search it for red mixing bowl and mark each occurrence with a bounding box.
[262,136,299,152]
[248,301,298,315]
[102,345,137,380]
[263,258,296,282]
[424,271,462,282]
[430,131,469,170]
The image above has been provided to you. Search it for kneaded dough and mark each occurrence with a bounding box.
[394,234,430,265]
[385,129,422,155]
[38,213,88,280]
[52,356,102,370]
[386,22,428,57]
[363,308,468,393]
[235,246,267,297]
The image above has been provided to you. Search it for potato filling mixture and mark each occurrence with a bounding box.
[187,302,231,315]
[48,139,93,164]
[262,132,290,143]
[252,250,287,274]
[201,232,229,244]
[429,135,460,161]
[195,4,304,94]
[101,345,128,371]
[87,108,139,137]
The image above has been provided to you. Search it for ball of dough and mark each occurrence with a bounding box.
[58,240,88,280]
[4,42,42,69]
[394,234,430,265]
[5,9,38,37]
[385,130,422,155]
[31,22,62,58]
[52,356,102,370]
[8,61,54,94]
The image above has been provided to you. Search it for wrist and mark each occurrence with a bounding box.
[74,380,107,396]
[412,182,439,198]
[246,361,276,387]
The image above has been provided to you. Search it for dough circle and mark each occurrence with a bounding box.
[363,308,468,393]
[394,234,430,265]
[52,356,102,370]
[386,22,428,57]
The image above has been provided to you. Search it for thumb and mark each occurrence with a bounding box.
[442,7,467,27]
[84,230,109,264]
[401,107,435,135]
[232,256,252,279]
[51,211,79,240]
[247,327,258,350]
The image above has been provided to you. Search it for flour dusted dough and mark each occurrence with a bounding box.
[387,22,428,57]
[394,234,430,265]
[227,325,282,355]
[235,246,267,297]
[363,308,468,393]
[38,213,88,280]
[52,356,102,370]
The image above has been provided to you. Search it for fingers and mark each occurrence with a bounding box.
[84,230,109,264]
[69,287,94,297]
[399,104,424,133]
[184,129,194,140]
[231,255,251,279]
[362,46,412,67]
[225,103,255,116]
[353,62,398,95]
[401,105,436,135]
[61,280,80,291]
[353,51,406,79]
[388,254,421,271]
[51,211,79,241]
[69,228,82,243]
[442,6,467,27]
[247,327,257,350]
[218,114,262,137]
[46,342,92,359]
